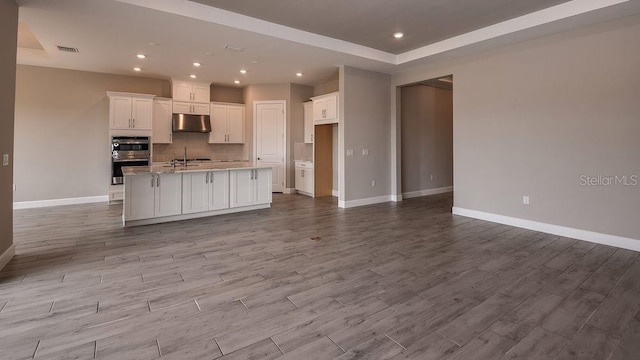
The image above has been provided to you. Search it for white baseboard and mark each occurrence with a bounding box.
[403,186,453,199]
[0,244,15,271]
[452,207,640,252]
[283,188,297,194]
[339,195,392,209]
[332,190,338,197]
[391,194,403,202]
[13,195,109,209]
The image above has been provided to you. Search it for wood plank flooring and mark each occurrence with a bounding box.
[1,193,639,359]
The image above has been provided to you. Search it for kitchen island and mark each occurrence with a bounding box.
[122,162,272,227]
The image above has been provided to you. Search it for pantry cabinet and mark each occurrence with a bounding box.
[303,101,314,143]
[152,98,172,144]
[209,103,245,143]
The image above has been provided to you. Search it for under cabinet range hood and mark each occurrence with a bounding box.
[172,114,211,133]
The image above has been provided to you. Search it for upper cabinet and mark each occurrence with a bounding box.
[311,92,338,125]
[208,103,245,144]
[303,101,314,143]
[172,101,210,115]
[171,80,210,103]
[152,98,172,144]
[107,92,155,131]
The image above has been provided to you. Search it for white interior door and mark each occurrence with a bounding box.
[255,102,285,193]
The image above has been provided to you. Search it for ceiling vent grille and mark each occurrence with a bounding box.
[56,45,79,53]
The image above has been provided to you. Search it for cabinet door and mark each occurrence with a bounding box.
[226,106,245,143]
[312,98,326,121]
[132,98,153,130]
[153,100,172,144]
[209,171,230,210]
[182,172,209,214]
[191,103,210,115]
[125,174,155,221]
[229,169,254,208]
[172,101,192,114]
[111,96,132,129]
[295,167,305,192]
[209,105,227,143]
[303,102,313,143]
[254,168,272,205]
[155,173,182,217]
[304,169,314,195]
[172,82,192,102]
[325,94,338,120]
[192,84,210,103]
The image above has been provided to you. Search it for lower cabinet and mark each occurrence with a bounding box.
[229,168,272,208]
[182,171,229,214]
[125,173,182,221]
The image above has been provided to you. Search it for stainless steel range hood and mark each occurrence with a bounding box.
[172,114,211,133]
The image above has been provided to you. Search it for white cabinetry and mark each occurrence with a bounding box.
[171,80,210,103]
[107,92,155,130]
[125,173,182,221]
[295,161,314,196]
[172,101,210,115]
[312,92,338,124]
[152,98,172,144]
[209,103,245,143]
[230,168,271,208]
[303,101,314,143]
[182,171,229,214]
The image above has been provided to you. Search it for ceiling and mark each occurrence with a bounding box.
[193,0,571,54]
[15,0,640,87]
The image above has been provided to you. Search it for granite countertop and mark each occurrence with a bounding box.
[122,161,270,175]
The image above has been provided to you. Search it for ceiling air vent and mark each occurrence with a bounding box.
[56,45,79,53]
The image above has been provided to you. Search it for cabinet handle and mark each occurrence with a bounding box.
[205,172,209,183]
[157,175,160,187]
[169,133,172,142]
[210,172,214,183]
[255,169,258,180]
[250,169,254,180]
[129,119,132,128]
[151,174,154,187]
[133,118,135,128]
[311,134,313,141]
[301,170,304,178]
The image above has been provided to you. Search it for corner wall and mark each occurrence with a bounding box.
[393,14,640,242]
[0,0,18,268]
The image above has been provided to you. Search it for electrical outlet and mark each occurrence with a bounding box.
[523,196,530,205]
[430,174,434,181]
[13,184,16,191]
[2,154,8,166]
[362,149,369,156]
[346,149,354,156]
[371,180,376,187]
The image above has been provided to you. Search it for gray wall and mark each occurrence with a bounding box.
[342,66,391,202]
[14,65,170,202]
[393,14,640,240]
[401,85,453,194]
[0,0,17,259]
[211,85,243,103]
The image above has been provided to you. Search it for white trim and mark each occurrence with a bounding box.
[253,100,287,193]
[13,195,109,209]
[391,194,403,202]
[0,244,15,271]
[402,186,453,199]
[332,190,339,197]
[283,188,297,194]
[452,207,640,252]
[125,204,270,227]
[339,195,392,209]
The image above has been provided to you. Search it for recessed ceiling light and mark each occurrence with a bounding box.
[193,62,201,67]
[224,44,244,52]
[234,80,240,84]
[190,74,197,79]
[296,72,303,77]
[136,54,146,59]
[240,69,247,74]
[393,32,404,39]
[133,67,142,72]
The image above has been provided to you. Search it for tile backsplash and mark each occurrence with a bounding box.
[294,142,313,161]
[152,132,247,162]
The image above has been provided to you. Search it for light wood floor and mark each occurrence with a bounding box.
[1,193,639,359]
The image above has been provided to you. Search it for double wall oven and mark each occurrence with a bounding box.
[111,136,150,185]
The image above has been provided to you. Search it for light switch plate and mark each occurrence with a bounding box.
[2,154,8,166]
[346,149,354,156]
[362,149,369,156]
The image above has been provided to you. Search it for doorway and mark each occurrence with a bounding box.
[400,75,453,199]
[254,101,286,193]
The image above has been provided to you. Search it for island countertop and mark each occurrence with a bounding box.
[122,161,270,175]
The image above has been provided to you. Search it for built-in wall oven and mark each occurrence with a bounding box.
[111,136,150,185]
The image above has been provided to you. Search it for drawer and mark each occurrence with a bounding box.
[294,161,313,169]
